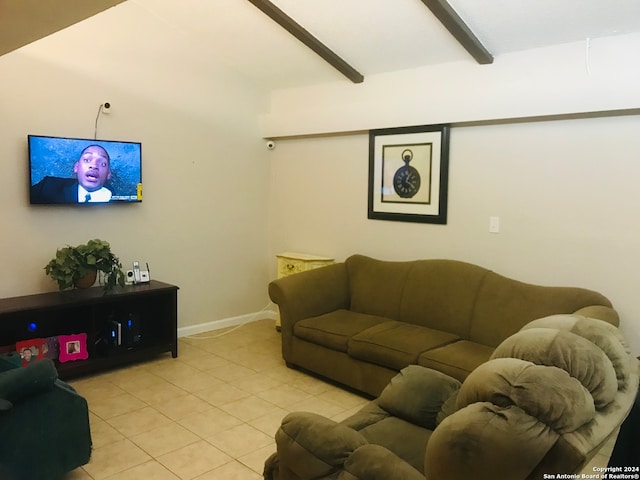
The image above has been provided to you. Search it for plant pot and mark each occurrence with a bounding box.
[74,269,97,289]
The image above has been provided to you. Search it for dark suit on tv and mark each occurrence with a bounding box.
[30,177,78,204]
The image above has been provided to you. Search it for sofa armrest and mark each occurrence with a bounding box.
[0,358,58,411]
[269,262,350,332]
[275,411,368,479]
[338,444,425,480]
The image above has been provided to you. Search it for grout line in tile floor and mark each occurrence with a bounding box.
[63,317,616,479]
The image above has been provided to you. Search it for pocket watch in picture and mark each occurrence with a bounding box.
[393,149,421,198]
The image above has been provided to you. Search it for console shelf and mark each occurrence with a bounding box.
[0,280,178,379]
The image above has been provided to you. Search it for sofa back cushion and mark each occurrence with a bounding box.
[346,255,488,337]
[457,358,595,433]
[521,315,632,390]
[399,260,488,337]
[491,328,618,408]
[469,272,613,347]
[346,255,413,320]
[346,255,614,349]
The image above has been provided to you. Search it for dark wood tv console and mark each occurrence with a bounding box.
[0,280,178,379]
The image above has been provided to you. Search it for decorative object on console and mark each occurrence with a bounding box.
[58,333,88,363]
[44,336,60,360]
[44,238,125,291]
[275,252,335,330]
[368,124,450,224]
[15,338,45,366]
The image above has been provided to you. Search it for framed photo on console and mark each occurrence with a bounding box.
[16,338,45,366]
[368,124,450,224]
[58,333,88,362]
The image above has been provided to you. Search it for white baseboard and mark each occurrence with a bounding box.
[177,308,277,338]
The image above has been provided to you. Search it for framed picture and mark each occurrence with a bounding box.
[16,338,45,367]
[58,333,88,362]
[368,124,450,224]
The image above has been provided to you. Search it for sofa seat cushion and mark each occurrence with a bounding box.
[294,310,389,352]
[418,341,495,382]
[348,321,459,370]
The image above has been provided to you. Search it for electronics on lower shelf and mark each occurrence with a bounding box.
[106,312,141,348]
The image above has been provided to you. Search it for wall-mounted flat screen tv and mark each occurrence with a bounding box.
[28,135,142,204]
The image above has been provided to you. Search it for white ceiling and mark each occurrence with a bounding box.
[4,0,640,91]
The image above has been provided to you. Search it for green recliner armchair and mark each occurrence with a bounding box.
[264,315,639,480]
[0,357,92,479]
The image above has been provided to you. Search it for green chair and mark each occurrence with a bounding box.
[0,357,92,479]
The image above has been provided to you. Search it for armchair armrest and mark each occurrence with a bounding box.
[339,444,425,480]
[269,262,350,332]
[275,411,367,479]
[376,365,461,430]
[0,359,58,411]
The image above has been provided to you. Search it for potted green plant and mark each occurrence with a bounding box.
[44,239,126,291]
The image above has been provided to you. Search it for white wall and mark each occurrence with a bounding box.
[267,115,640,354]
[0,8,272,330]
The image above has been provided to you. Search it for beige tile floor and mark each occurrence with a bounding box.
[62,317,617,479]
[63,318,369,480]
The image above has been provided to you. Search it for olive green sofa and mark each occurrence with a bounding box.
[269,254,618,396]
[264,315,638,480]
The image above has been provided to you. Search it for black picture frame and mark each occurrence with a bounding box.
[368,124,450,224]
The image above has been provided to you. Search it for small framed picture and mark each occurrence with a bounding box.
[16,338,45,367]
[58,333,89,362]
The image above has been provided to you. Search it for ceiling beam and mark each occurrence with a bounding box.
[0,0,127,56]
[420,0,493,64]
[247,0,364,84]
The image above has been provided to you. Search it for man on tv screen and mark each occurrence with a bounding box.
[31,145,113,203]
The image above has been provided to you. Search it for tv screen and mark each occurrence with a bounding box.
[28,135,142,204]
